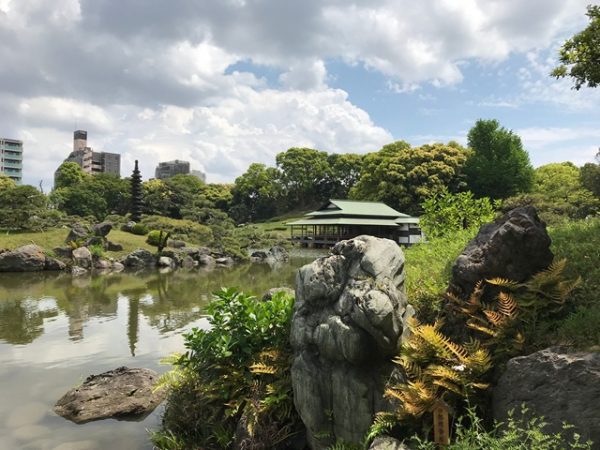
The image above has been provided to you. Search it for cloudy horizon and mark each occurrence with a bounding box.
[1,0,599,187]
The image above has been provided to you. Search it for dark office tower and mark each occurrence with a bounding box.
[130,160,143,222]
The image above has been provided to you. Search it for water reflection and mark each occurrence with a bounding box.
[0,256,317,348]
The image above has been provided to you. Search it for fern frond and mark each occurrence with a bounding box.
[486,277,520,289]
[250,363,278,375]
[497,292,518,317]
[466,319,498,337]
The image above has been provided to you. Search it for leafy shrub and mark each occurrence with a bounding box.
[420,189,497,239]
[130,223,149,235]
[146,230,163,246]
[141,215,211,244]
[88,243,105,258]
[412,406,592,449]
[558,303,600,348]
[156,288,300,449]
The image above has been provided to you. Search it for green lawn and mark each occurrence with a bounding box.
[0,228,155,258]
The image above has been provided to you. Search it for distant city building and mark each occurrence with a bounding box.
[0,138,23,184]
[55,130,120,183]
[155,160,206,182]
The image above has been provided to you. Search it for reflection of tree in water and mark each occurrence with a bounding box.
[0,299,58,344]
[0,256,313,346]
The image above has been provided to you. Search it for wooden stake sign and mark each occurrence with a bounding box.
[432,400,450,447]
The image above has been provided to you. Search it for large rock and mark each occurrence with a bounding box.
[0,244,47,272]
[45,257,66,271]
[291,235,412,449]
[269,245,289,262]
[105,240,123,252]
[493,347,600,448]
[122,249,156,269]
[72,247,92,269]
[65,223,89,244]
[54,367,165,424]
[251,246,290,265]
[92,221,112,237]
[450,206,553,297]
[369,436,412,450]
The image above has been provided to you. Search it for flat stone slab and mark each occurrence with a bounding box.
[54,367,165,424]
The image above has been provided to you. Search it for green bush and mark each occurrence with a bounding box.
[141,215,211,244]
[130,223,149,235]
[558,303,600,348]
[88,243,105,258]
[420,189,497,239]
[146,230,163,246]
[155,288,300,449]
[412,406,592,449]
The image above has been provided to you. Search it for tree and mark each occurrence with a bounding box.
[420,189,497,239]
[0,184,48,230]
[552,5,600,89]
[350,141,469,214]
[230,163,283,223]
[49,185,108,220]
[320,153,364,199]
[502,162,599,224]
[0,175,16,190]
[54,161,88,189]
[580,160,600,197]
[276,147,330,208]
[464,119,534,199]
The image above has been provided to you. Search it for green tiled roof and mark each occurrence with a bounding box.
[286,217,401,227]
[306,199,409,218]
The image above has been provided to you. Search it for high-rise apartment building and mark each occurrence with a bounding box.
[155,160,205,182]
[0,138,23,184]
[55,131,120,183]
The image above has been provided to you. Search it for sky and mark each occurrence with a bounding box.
[1,0,599,188]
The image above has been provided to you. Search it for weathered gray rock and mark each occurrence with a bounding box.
[45,257,66,271]
[65,223,89,244]
[493,347,600,447]
[198,254,215,266]
[122,249,156,268]
[0,244,46,272]
[181,256,195,268]
[53,246,72,258]
[92,221,112,237]
[167,239,186,249]
[121,221,136,232]
[369,436,412,450]
[215,256,234,266]
[71,266,88,277]
[54,367,165,424]
[84,236,104,248]
[72,247,92,269]
[269,245,289,262]
[450,206,553,297]
[112,261,125,272]
[94,258,112,270]
[105,241,123,252]
[158,256,176,268]
[262,287,294,301]
[250,250,269,260]
[291,235,412,449]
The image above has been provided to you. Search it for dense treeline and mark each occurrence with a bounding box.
[1,119,599,232]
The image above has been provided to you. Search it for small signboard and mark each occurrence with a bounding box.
[432,400,450,447]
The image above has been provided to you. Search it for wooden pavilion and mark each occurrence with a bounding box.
[287,199,422,247]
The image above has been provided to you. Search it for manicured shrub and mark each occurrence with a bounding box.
[130,223,149,235]
[141,215,211,244]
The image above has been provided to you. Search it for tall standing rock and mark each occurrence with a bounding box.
[130,160,143,223]
[291,235,413,449]
[449,206,553,297]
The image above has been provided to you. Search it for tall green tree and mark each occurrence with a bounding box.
[580,159,600,198]
[54,161,88,189]
[0,184,48,229]
[502,162,599,224]
[276,147,330,207]
[229,163,282,223]
[321,153,364,199]
[464,119,534,199]
[552,5,600,89]
[350,141,469,214]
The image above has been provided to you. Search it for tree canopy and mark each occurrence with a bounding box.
[350,141,469,215]
[464,119,534,199]
[54,161,88,189]
[552,5,600,89]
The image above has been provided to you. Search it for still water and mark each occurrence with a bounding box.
[0,252,321,450]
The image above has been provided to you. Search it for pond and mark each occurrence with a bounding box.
[0,251,323,450]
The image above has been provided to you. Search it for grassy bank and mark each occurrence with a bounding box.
[0,228,155,258]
